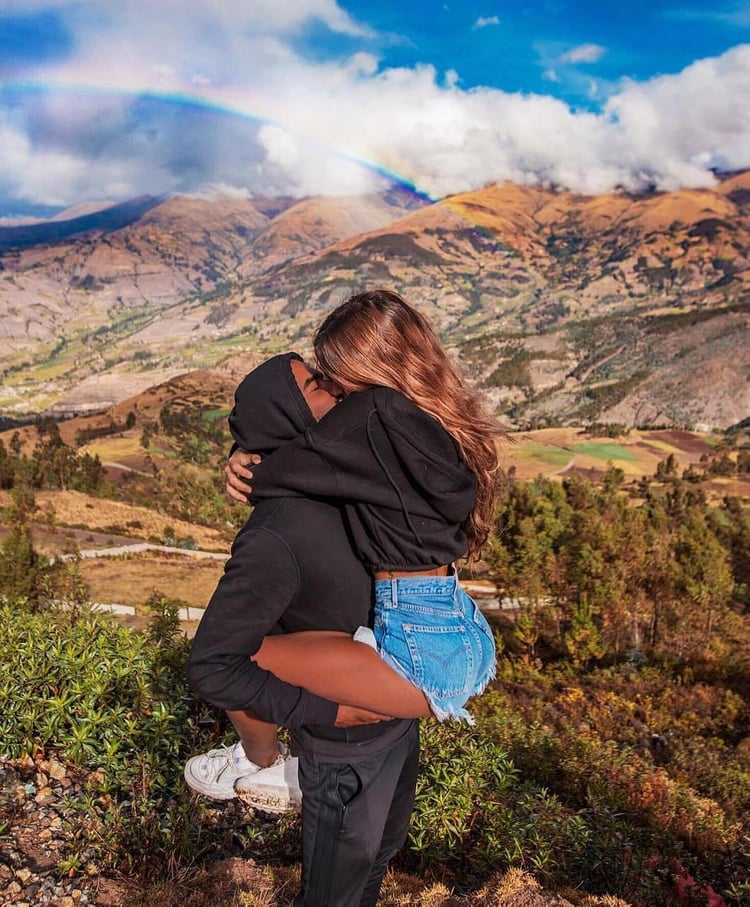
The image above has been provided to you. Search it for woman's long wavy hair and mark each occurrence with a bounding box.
[313,289,503,560]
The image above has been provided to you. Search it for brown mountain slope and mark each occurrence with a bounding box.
[237,191,425,276]
[1,176,748,428]
[258,176,749,331]
[0,193,270,352]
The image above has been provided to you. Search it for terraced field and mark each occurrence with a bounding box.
[504,426,745,489]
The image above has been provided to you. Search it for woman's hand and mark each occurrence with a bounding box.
[334,704,392,727]
[225,448,259,503]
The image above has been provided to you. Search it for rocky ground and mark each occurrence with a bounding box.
[1,754,632,906]
[1,754,101,906]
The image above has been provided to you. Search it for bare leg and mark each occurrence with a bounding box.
[226,709,280,767]
[252,631,432,718]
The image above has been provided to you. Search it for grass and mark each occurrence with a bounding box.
[202,408,232,423]
[77,553,225,608]
[510,443,572,468]
[638,438,684,455]
[6,488,229,551]
[504,428,728,480]
[83,436,144,460]
[147,444,178,458]
[568,441,638,462]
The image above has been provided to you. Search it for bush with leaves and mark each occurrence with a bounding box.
[0,597,239,878]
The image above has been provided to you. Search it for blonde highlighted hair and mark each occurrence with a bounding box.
[313,289,502,560]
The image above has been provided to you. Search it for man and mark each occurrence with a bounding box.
[185,353,419,907]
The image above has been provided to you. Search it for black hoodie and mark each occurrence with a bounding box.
[188,353,407,737]
[241,385,477,571]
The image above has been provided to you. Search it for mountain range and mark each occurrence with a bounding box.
[1,173,748,429]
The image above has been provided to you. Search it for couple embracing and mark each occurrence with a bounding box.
[185,289,501,906]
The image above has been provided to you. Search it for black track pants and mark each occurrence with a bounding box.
[294,723,420,907]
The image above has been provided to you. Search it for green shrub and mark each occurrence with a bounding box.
[0,601,211,790]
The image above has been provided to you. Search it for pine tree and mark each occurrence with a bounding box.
[0,483,43,607]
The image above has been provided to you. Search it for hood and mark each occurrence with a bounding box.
[372,387,476,524]
[229,353,316,456]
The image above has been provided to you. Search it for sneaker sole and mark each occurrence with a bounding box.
[236,787,302,814]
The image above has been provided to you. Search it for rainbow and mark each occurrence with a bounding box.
[1,78,435,205]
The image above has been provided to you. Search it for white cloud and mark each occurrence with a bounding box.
[1,1,749,208]
[474,15,500,28]
[560,44,607,64]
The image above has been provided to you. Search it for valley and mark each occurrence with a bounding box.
[1,174,748,430]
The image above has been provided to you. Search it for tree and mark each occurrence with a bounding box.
[0,485,41,606]
[655,453,678,480]
[669,511,734,657]
[0,440,14,489]
[564,599,606,666]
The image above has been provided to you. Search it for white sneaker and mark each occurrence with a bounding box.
[234,752,303,814]
[183,741,288,800]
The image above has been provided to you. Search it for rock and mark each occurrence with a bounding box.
[49,759,67,781]
[16,867,33,883]
[35,786,54,804]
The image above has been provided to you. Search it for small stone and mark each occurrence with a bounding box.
[35,786,54,804]
[16,868,33,883]
[49,816,62,828]
[48,760,67,781]
[58,898,76,907]
[7,881,22,895]
[72,890,83,900]
[38,828,53,842]
[36,771,49,787]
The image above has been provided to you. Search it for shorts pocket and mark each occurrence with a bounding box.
[402,623,475,700]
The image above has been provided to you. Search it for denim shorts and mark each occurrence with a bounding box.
[372,574,496,722]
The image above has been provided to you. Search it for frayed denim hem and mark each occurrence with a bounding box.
[430,662,497,725]
[376,646,496,725]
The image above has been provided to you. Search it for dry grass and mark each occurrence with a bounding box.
[78,552,225,608]
[376,868,632,906]
[0,488,229,551]
[99,866,633,907]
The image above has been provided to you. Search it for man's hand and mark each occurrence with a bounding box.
[225,448,259,503]
[334,704,392,727]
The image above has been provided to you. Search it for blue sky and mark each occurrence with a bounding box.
[0,1,748,216]
[312,1,747,102]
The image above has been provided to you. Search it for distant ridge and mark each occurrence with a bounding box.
[0,195,163,250]
[1,176,747,428]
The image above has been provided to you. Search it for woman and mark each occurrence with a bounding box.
[212,289,501,767]
[186,350,422,907]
